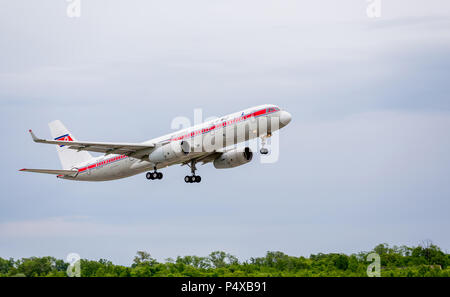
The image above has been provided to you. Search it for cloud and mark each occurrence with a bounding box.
[0,216,120,238]
[1,0,450,264]
[367,15,450,29]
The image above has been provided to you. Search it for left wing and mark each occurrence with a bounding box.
[29,130,156,158]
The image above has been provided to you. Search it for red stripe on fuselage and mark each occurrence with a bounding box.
[78,154,127,173]
[170,108,271,142]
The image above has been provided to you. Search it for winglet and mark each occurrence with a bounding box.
[29,129,40,142]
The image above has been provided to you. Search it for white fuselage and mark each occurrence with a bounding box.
[64,104,291,181]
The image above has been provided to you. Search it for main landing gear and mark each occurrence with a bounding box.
[185,160,201,183]
[146,167,163,180]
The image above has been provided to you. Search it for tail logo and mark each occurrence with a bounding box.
[54,134,74,147]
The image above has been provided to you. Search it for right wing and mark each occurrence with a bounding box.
[19,168,78,177]
[180,150,224,167]
[29,130,156,159]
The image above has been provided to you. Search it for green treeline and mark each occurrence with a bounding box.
[1,243,449,277]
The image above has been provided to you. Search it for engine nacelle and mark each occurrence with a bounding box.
[213,147,253,169]
[149,141,190,163]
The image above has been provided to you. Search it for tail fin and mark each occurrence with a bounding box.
[48,120,92,169]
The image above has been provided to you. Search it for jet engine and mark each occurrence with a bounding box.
[148,141,190,163]
[213,147,253,169]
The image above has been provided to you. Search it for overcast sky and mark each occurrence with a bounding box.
[1,1,450,265]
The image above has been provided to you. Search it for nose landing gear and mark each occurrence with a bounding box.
[260,133,271,155]
[185,160,201,183]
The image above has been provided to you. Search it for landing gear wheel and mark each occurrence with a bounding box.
[146,170,163,180]
[185,160,202,184]
[260,134,270,155]
[260,148,269,155]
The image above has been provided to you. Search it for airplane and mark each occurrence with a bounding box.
[19,104,292,183]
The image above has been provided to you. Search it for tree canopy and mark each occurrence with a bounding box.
[1,242,449,277]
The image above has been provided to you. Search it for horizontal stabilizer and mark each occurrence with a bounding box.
[19,168,78,177]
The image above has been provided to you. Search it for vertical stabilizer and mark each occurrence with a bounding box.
[48,120,92,169]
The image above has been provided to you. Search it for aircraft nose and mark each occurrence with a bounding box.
[279,111,292,127]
